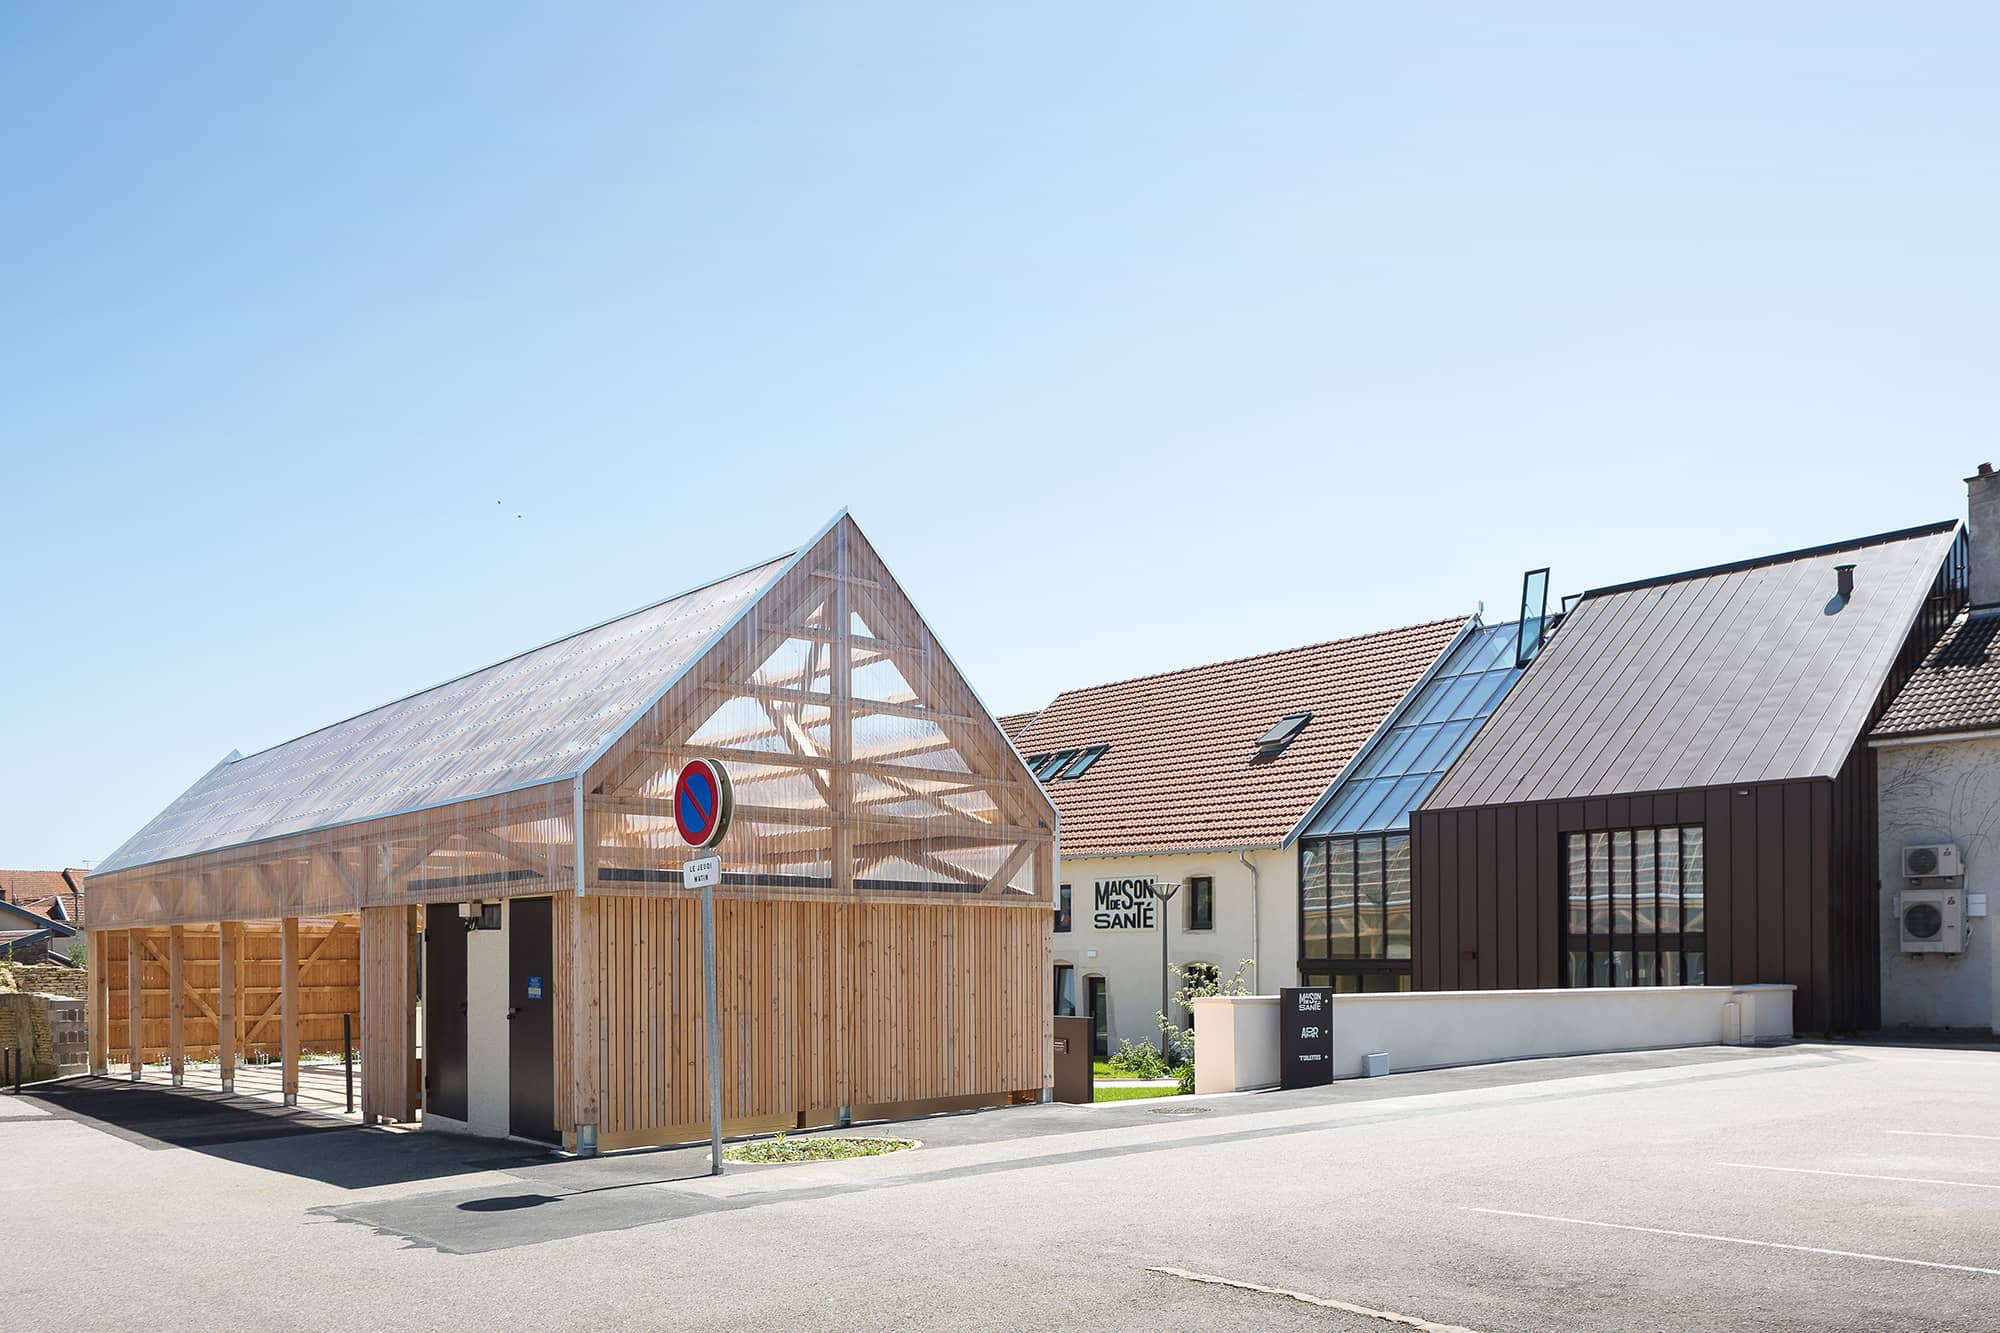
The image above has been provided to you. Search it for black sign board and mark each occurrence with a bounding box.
[1280,987,1334,1090]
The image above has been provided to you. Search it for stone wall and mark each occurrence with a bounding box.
[0,962,88,999]
[0,993,56,1082]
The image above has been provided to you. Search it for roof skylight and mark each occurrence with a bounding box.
[1255,712,1312,756]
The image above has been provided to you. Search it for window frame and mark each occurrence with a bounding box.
[1561,824,1707,989]
[1053,883,1072,934]
[1053,962,1076,1017]
[1185,876,1215,932]
[1056,744,1109,779]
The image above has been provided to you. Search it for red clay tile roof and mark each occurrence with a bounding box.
[1874,611,2000,740]
[1014,617,1468,856]
[996,710,1043,744]
[0,868,86,925]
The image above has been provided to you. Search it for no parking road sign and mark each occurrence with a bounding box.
[674,758,734,849]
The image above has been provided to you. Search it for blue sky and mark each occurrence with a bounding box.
[3,5,1996,867]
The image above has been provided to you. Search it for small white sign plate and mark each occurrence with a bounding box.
[1970,893,1988,919]
[684,855,722,889]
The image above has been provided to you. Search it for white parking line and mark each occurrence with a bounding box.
[1889,1129,2000,1143]
[1148,1265,1480,1332]
[1716,1162,2000,1191]
[1466,1208,2000,1277]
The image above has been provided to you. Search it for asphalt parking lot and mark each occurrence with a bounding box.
[7,1040,1999,1331]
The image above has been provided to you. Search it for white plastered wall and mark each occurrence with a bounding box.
[1052,847,1300,1054]
[1877,737,1998,1032]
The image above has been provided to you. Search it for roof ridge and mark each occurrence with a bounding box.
[1038,615,1471,702]
[1584,520,1958,600]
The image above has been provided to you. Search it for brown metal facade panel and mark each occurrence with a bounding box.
[1413,772,1879,1031]
[1476,808,1499,990]
[1425,523,1960,811]
[1533,804,1560,987]
[1495,810,1518,989]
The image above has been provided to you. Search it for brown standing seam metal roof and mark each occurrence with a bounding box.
[1873,611,2000,740]
[1425,522,1960,811]
[1012,617,1468,856]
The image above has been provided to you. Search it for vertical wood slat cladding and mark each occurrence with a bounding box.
[557,896,1047,1141]
[359,907,419,1122]
[100,921,360,1064]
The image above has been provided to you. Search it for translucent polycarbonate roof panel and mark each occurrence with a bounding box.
[96,553,797,874]
[1302,620,1525,837]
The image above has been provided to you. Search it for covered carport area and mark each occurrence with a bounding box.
[91,915,389,1118]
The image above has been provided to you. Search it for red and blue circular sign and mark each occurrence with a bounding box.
[673,759,734,849]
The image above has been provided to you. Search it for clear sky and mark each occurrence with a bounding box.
[3,5,1996,868]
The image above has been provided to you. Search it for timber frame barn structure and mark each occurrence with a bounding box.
[85,513,1058,1150]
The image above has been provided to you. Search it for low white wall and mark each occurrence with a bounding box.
[1190,996,1279,1094]
[1192,985,1795,1092]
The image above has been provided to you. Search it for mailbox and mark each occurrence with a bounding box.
[1052,1015,1094,1104]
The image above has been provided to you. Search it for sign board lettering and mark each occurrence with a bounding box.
[1092,878,1158,930]
[1280,987,1334,1090]
[684,855,722,890]
[526,975,544,1000]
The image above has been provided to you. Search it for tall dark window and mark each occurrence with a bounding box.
[1087,976,1109,1059]
[1186,876,1214,931]
[1298,833,1412,988]
[1054,884,1072,933]
[1053,963,1076,1016]
[1562,826,1706,987]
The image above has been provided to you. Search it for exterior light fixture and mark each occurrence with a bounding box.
[1148,878,1184,1057]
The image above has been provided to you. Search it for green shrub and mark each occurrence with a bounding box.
[1175,1063,1195,1096]
[1105,1038,1169,1079]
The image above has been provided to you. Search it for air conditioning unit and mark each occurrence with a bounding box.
[1903,844,1963,879]
[1898,889,1965,954]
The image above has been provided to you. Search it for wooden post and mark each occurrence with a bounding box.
[126,929,143,1080]
[360,905,418,1122]
[218,921,238,1093]
[281,916,300,1107]
[168,924,186,1086]
[87,929,109,1075]
[567,893,600,1152]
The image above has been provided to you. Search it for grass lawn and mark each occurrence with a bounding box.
[1093,1084,1179,1102]
[1095,1058,1173,1080]
[723,1134,916,1163]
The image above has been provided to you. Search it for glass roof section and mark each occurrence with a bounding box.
[1301,620,1526,837]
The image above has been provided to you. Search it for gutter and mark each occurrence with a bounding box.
[1238,849,1260,990]
[1870,725,2000,749]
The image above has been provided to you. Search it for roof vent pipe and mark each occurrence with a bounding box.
[1836,563,1855,600]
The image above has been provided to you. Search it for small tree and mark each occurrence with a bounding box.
[1157,958,1254,1094]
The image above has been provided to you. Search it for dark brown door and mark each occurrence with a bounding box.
[507,897,557,1143]
[425,915,468,1122]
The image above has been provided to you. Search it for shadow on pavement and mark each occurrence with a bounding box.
[24,1077,557,1188]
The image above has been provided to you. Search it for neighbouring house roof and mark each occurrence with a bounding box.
[0,896,76,937]
[1011,617,1469,856]
[996,711,1043,744]
[96,544,808,875]
[1872,611,2000,741]
[0,869,86,925]
[1426,522,1963,811]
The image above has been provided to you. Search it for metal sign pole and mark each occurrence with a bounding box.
[676,759,733,1179]
[702,877,723,1177]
